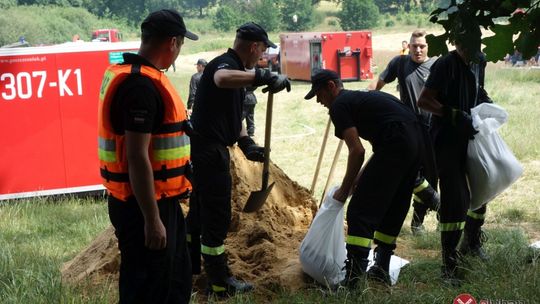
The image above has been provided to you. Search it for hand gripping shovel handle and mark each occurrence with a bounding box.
[243,92,275,213]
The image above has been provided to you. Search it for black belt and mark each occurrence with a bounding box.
[101,164,188,183]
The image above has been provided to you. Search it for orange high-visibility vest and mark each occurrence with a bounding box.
[98,64,191,201]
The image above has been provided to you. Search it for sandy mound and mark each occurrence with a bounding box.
[61,146,317,295]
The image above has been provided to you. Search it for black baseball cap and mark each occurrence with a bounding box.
[236,22,276,48]
[195,58,207,66]
[141,9,198,41]
[304,69,340,100]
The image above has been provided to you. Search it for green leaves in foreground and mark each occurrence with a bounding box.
[428,0,540,62]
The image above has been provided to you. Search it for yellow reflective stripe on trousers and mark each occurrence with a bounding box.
[374,231,397,245]
[439,221,465,232]
[186,234,191,243]
[346,235,372,249]
[201,244,225,256]
[412,194,423,203]
[212,285,226,292]
[413,179,430,193]
[467,210,486,220]
[153,145,190,161]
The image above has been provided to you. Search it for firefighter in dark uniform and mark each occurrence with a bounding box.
[98,9,198,303]
[368,29,440,235]
[418,32,493,283]
[305,69,423,286]
[186,22,291,297]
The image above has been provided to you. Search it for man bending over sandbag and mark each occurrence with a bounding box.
[304,69,424,286]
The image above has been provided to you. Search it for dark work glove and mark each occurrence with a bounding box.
[237,136,265,162]
[442,105,478,139]
[182,119,196,137]
[253,68,291,94]
[262,74,291,94]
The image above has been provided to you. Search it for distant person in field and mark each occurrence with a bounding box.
[368,29,440,235]
[418,28,493,285]
[242,85,257,137]
[187,58,207,115]
[400,40,409,55]
[98,9,198,303]
[305,69,424,287]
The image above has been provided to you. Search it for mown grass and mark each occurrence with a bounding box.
[0,197,113,303]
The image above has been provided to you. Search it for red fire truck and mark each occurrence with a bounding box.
[280,31,373,81]
[91,29,123,42]
[0,41,139,200]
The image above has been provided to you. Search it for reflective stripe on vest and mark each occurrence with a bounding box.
[98,63,191,201]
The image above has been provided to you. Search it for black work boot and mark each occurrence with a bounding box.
[459,220,489,261]
[441,249,461,287]
[367,245,393,286]
[411,200,428,235]
[414,182,441,212]
[341,246,370,288]
[203,254,254,297]
[440,230,463,286]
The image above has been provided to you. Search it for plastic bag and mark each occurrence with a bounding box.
[299,186,346,288]
[466,103,523,210]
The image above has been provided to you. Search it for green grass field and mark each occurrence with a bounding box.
[2,2,540,303]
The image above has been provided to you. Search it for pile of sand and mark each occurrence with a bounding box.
[61,146,318,296]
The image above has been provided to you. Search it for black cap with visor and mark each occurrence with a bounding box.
[304,69,340,100]
[141,9,198,41]
[236,22,276,48]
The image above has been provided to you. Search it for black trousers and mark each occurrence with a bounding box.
[434,126,471,230]
[347,121,422,249]
[187,136,232,251]
[108,196,192,304]
[242,104,255,137]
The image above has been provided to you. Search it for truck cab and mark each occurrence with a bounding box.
[91,29,122,42]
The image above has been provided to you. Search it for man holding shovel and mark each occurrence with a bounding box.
[186,22,290,297]
[305,69,423,286]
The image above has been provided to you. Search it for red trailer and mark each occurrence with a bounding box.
[280,31,373,81]
[0,41,139,200]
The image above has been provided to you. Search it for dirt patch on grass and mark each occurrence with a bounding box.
[61,146,317,298]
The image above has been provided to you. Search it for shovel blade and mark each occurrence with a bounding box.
[243,182,275,213]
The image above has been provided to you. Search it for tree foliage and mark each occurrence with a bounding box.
[339,0,380,30]
[212,5,243,32]
[427,0,540,62]
[251,0,281,32]
[281,0,314,31]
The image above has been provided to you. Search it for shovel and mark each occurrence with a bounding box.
[243,92,275,213]
[310,117,332,193]
[319,139,344,208]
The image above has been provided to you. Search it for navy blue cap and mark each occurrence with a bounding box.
[141,9,198,41]
[195,58,207,66]
[304,69,340,100]
[236,22,276,48]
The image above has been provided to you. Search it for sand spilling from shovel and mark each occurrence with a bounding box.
[61,146,317,296]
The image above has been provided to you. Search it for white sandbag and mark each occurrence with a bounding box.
[466,103,523,210]
[299,186,346,288]
[367,250,409,286]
